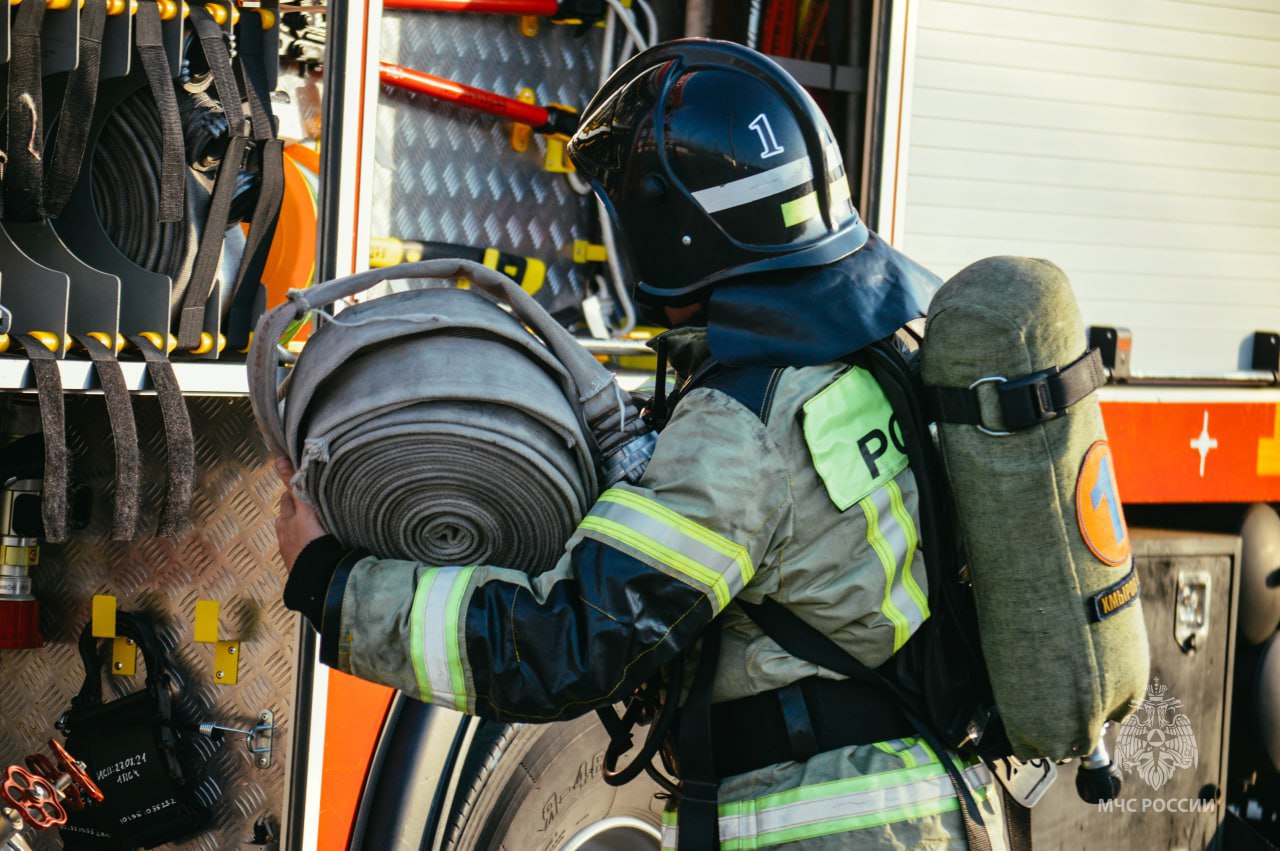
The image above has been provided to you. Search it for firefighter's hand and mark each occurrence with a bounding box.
[274,456,326,571]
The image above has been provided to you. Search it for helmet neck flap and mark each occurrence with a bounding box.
[706,232,942,367]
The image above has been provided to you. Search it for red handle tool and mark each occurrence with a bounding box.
[383,0,559,13]
[379,62,579,137]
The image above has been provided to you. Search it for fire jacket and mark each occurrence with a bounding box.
[285,325,1003,848]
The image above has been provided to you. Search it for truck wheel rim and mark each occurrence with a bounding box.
[560,815,661,850]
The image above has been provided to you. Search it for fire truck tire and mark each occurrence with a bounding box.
[442,714,664,851]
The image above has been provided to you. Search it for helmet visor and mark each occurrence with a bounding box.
[567,63,673,196]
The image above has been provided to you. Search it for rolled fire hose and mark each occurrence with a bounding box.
[248,259,655,570]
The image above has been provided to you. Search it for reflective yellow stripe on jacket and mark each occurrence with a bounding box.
[580,488,756,615]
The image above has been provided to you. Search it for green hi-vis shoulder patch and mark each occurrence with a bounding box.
[802,366,908,511]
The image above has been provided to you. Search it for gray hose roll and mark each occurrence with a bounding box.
[248,259,654,571]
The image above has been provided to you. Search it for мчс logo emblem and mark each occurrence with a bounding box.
[1114,679,1198,791]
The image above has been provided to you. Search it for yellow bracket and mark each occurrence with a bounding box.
[510,88,536,154]
[544,136,574,174]
[188,332,227,355]
[112,637,137,676]
[518,14,538,36]
[139,332,179,354]
[572,240,608,264]
[87,332,128,354]
[21,331,67,354]
[92,594,117,639]
[93,595,139,677]
[195,599,239,685]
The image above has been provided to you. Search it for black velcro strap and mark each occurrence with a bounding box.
[225,18,286,350]
[76,335,141,541]
[711,676,914,778]
[44,0,109,219]
[931,347,1106,434]
[134,0,185,223]
[1087,563,1141,623]
[19,335,69,543]
[4,0,48,222]
[128,336,194,537]
[177,5,249,350]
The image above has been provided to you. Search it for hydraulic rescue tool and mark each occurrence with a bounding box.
[1,740,104,848]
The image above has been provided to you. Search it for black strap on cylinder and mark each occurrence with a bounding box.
[44,0,110,220]
[930,347,1106,434]
[4,0,48,222]
[134,0,185,223]
[18,335,69,543]
[75,335,141,541]
[129,336,194,537]
[675,625,722,851]
[177,5,249,350]
[225,14,286,350]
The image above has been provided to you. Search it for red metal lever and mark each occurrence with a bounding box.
[379,62,579,137]
[383,0,558,12]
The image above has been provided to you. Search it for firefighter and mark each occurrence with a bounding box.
[275,39,1007,849]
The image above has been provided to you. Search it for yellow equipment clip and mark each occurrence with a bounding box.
[572,240,608,264]
[510,88,537,153]
[194,599,239,685]
[519,14,538,36]
[92,594,117,639]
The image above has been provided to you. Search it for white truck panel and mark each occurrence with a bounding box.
[896,0,1280,376]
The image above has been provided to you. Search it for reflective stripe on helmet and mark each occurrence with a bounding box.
[691,156,814,214]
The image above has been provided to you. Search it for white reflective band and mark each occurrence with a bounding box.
[413,565,473,711]
[825,141,843,170]
[692,157,814,214]
[661,763,991,849]
[581,489,754,613]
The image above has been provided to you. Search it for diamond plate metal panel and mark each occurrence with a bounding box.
[374,11,604,320]
[0,395,294,850]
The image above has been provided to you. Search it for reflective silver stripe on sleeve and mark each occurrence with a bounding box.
[419,565,473,712]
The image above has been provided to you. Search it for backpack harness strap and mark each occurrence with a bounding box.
[710,673,914,778]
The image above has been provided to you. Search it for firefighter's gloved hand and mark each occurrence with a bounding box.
[274,456,327,571]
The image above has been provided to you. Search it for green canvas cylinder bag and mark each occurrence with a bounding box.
[919,255,1150,761]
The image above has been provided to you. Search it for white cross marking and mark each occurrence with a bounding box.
[1189,411,1218,478]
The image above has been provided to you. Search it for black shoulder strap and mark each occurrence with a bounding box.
[694,364,784,425]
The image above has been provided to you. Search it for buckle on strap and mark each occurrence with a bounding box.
[941,348,1106,436]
